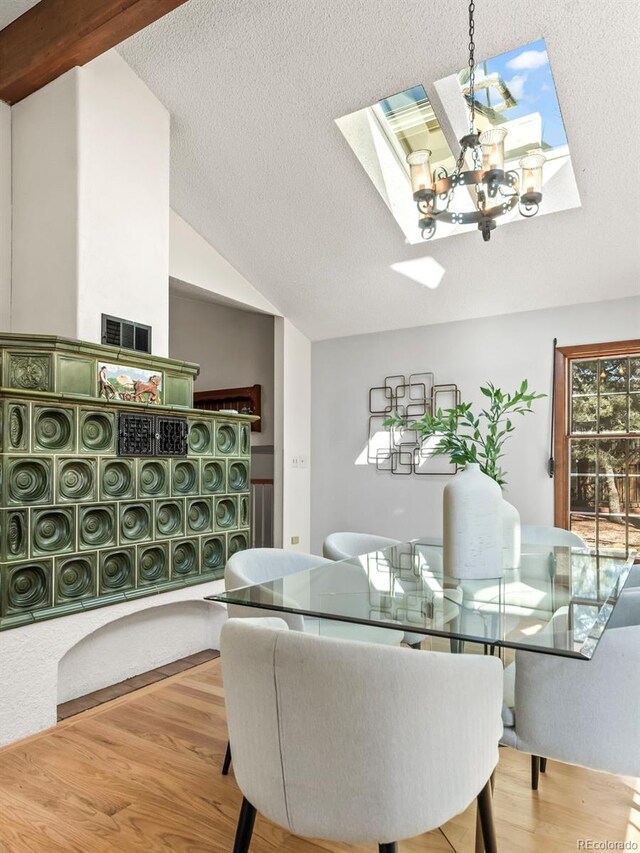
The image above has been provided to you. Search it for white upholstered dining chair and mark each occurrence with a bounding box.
[501,589,640,788]
[224,547,404,645]
[322,531,401,561]
[322,531,446,647]
[520,525,585,548]
[220,617,503,853]
[221,547,403,775]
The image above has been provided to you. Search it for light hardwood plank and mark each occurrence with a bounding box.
[0,658,637,853]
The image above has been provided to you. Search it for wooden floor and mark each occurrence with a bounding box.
[0,659,638,853]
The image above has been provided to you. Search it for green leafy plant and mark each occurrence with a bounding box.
[385,380,545,487]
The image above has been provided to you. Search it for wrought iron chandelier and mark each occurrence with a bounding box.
[408,0,546,242]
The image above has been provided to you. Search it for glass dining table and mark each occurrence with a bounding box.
[205,538,637,659]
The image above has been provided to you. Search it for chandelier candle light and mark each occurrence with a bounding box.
[408,0,546,241]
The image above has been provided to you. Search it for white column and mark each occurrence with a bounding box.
[11,70,80,339]
[274,317,311,552]
[11,51,170,355]
[0,102,11,330]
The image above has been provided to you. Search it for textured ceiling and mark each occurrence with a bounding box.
[4,1,640,339]
[0,0,38,29]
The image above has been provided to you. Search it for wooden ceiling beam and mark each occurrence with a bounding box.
[0,0,189,105]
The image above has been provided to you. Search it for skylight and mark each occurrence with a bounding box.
[336,39,580,244]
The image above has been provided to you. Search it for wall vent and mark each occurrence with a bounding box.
[101,314,152,353]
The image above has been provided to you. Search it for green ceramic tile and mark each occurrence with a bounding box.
[239,422,250,456]
[119,502,152,544]
[55,553,98,604]
[32,405,75,453]
[171,538,199,579]
[31,506,76,557]
[4,352,52,393]
[201,459,227,493]
[164,374,192,408]
[122,587,154,601]
[56,355,96,397]
[238,494,250,528]
[33,602,84,621]
[187,420,213,455]
[215,421,239,456]
[139,459,170,498]
[228,531,249,556]
[2,402,29,453]
[0,611,35,630]
[99,548,135,596]
[0,509,29,561]
[186,498,213,534]
[1,560,53,616]
[214,496,238,531]
[56,457,97,504]
[137,542,170,586]
[79,409,116,454]
[228,460,249,491]
[78,504,117,551]
[171,459,200,496]
[154,499,185,539]
[100,458,135,500]
[5,456,53,507]
[201,534,226,573]
[86,591,127,608]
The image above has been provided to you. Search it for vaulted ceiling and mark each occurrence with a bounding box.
[3,0,640,339]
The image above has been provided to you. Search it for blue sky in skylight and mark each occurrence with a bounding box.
[463,38,568,149]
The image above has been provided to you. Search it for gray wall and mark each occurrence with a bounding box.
[310,296,640,553]
[169,294,275,447]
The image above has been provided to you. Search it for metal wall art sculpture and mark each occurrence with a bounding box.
[367,373,460,476]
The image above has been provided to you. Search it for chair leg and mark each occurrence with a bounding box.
[475,809,484,853]
[531,755,540,790]
[222,741,232,776]
[477,779,498,853]
[379,845,398,853]
[540,757,547,773]
[233,797,256,853]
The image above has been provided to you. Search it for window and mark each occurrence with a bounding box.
[101,314,151,353]
[554,340,640,554]
[335,38,580,245]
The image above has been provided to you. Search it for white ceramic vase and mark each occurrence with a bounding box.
[443,463,503,580]
[501,499,521,570]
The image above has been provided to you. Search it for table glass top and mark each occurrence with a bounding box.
[206,538,636,658]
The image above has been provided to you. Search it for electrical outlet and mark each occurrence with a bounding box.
[290,535,299,545]
[298,455,308,469]
[291,456,299,468]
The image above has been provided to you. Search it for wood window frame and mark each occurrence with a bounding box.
[553,338,640,535]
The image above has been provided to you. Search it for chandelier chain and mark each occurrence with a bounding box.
[467,0,482,170]
[467,0,476,135]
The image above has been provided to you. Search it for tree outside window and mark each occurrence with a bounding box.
[556,345,640,554]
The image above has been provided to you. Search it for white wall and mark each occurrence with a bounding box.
[0,102,11,329]
[11,52,170,354]
[0,581,227,747]
[169,210,281,316]
[57,600,218,703]
[77,52,170,353]
[310,296,640,553]
[169,292,275,446]
[275,317,312,551]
